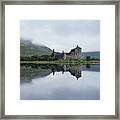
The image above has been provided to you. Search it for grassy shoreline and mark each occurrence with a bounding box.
[20,60,100,65]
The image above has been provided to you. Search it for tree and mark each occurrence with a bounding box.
[51,49,55,57]
[86,56,91,61]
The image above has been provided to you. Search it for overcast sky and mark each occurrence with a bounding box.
[20,20,100,52]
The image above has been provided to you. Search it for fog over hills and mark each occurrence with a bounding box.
[20,40,52,56]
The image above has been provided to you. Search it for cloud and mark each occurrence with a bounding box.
[20,20,100,52]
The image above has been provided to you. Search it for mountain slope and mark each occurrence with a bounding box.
[20,40,52,56]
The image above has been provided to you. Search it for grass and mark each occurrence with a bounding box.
[20,60,100,65]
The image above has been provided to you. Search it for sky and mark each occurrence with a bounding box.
[20,20,100,52]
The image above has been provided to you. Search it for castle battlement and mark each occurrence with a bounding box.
[52,45,82,60]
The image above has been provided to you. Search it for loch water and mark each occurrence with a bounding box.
[20,64,100,100]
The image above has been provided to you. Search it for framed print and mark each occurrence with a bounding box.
[0,0,119,119]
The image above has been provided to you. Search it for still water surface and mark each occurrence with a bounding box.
[20,64,100,100]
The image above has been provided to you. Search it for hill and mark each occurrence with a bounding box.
[81,51,100,59]
[20,40,52,56]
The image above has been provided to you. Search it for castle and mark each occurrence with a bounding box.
[52,45,81,60]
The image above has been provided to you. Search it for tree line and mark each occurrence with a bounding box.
[20,55,58,61]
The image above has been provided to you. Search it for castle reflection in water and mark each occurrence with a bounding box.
[52,65,81,80]
[20,63,100,82]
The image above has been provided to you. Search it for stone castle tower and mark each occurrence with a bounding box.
[64,45,81,60]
